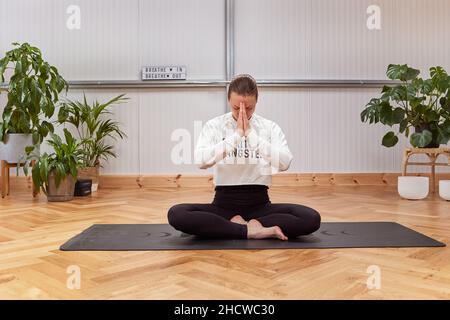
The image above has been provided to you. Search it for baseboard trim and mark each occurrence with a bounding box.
[4,172,450,192]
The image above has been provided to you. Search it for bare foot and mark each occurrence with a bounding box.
[230,215,248,225]
[247,219,288,241]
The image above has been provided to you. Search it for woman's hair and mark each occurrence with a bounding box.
[227,74,258,101]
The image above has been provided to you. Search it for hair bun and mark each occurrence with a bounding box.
[232,73,256,83]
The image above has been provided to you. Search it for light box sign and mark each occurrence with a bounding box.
[142,66,187,80]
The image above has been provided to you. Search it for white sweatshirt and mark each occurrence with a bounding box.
[194,112,294,186]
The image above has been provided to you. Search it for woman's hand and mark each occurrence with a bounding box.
[237,102,245,137]
[237,102,251,137]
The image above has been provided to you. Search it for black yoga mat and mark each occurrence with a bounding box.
[60,222,445,251]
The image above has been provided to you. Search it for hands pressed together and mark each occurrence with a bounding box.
[236,102,251,137]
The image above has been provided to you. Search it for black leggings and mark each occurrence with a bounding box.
[167,184,321,239]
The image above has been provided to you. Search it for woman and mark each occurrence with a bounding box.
[168,74,321,240]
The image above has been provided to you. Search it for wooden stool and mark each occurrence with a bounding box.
[1,160,38,198]
[401,147,450,193]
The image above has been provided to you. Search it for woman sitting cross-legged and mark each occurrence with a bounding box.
[168,74,321,240]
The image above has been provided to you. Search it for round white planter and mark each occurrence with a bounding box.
[438,180,450,201]
[398,176,429,200]
[0,133,39,163]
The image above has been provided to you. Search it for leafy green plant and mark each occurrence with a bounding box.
[57,94,127,167]
[0,42,68,144]
[361,64,450,148]
[23,128,84,194]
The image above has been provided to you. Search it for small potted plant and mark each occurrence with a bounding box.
[24,129,84,202]
[0,42,68,163]
[361,64,450,148]
[57,94,127,191]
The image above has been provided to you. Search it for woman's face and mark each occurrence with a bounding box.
[228,92,257,121]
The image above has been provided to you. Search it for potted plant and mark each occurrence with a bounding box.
[57,94,127,191]
[361,64,450,148]
[24,128,84,202]
[0,42,68,163]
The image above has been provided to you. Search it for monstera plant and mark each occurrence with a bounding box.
[361,64,450,148]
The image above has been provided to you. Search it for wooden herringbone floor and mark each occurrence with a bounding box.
[0,185,449,299]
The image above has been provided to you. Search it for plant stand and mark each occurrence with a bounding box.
[1,160,38,198]
[401,147,450,193]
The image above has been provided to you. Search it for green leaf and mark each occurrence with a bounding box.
[361,98,382,124]
[410,130,433,147]
[399,119,408,134]
[69,160,77,178]
[41,121,54,135]
[25,145,35,155]
[63,128,74,146]
[436,127,450,145]
[442,120,450,134]
[405,68,421,81]
[40,157,48,185]
[409,96,426,108]
[22,159,30,176]
[423,109,440,123]
[32,163,41,191]
[15,59,22,74]
[379,102,396,126]
[393,107,406,124]
[382,131,399,147]
[57,105,69,123]
[386,64,420,81]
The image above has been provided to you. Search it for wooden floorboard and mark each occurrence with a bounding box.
[0,185,449,299]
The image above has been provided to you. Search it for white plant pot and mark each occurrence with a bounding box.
[0,133,39,163]
[438,180,450,201]
[398,176,429,200]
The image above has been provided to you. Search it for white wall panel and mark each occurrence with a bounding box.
[0,0,140,80]
[138,0,226,80]
[138,88,225,174]
[310,0,395,79]
[310,88,398,172]
[234,0,311,78]
[235,0,450,80]
[0,0,226,81]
